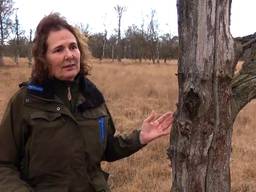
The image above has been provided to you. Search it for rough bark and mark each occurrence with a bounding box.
[0,13,4,66]
[168,0,243,191]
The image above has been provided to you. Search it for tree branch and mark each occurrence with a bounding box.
[232,60,256,117]
[231,33,256,118]
[234,33,256,64]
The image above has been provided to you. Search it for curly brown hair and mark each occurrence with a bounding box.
[31,12,91,83]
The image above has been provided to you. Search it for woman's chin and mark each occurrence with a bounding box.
[58,72,78,81]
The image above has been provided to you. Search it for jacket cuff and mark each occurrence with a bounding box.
[134,129,147,148]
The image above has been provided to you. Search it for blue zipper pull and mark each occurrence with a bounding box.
[98,117,105,144]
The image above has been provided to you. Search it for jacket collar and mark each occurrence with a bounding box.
[77,75,105,111]
[20,74,105,111]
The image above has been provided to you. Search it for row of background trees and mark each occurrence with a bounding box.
[0,1,179,66]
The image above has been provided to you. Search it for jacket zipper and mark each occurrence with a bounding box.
[67,86,72,101]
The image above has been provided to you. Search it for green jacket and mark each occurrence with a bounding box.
[0,75,144,192]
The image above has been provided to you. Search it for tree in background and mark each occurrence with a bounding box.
[147,10,159,64]
[124,25,147,61]
[138,21,147,62]
[28,29,32,67]
[108,34,117,61]
[159,33,178,62]
[100,16,108,61]
[124,25,140,59]
[5,36,29,58]
[88,32,106,59]
[0,0,15,65]
[169,0,256,191]
[87,30,108,61]
[101,29,107,60]
[0,2,180,63]
[13,13,24,65]
[114,5,126,62]
[76,23,90,38]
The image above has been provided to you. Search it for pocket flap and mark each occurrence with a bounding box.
[30,112,62,121]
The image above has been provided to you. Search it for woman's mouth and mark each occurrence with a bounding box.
[62,64,76,70]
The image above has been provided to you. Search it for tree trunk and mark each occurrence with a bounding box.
[111,45,115,62]
[169,0,256,191]
[101,39,106,60]
[0,14,4,66]
[0,45,4,66]
[156,41,160,64]
[28,29,33,67]
[169,0,236,191]
[14,45,19,65]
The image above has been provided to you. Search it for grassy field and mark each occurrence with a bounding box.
[0,58,255,191]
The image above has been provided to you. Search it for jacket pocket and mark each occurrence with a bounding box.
[78,107,109,162]
[81,106,109,146]
[79,115,108,157]
[30,112,65,131]
[28,111,72,178]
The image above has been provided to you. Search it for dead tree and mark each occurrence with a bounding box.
[168,0,256,191]
[14,13,24,65]
[0,0,14,66]
[114,5,126,62]
[28,29,32,67]
[147,9,159,64]
[101,29,107,61]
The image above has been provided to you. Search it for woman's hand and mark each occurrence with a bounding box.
[139,111,173,145]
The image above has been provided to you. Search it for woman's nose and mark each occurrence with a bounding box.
[64,49,74,60]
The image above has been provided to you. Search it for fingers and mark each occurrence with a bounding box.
[158,123,172,136]
[160,118,173,132]
[144,111,158,123]
[162,117,173,129]
[157,112,173,134]
[145,111,173,128]
[155,111,173,124]
[164,114,173,126]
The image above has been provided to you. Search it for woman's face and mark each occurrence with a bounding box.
[46,28,81,81]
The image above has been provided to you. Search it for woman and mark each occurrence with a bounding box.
[0,13,173,192]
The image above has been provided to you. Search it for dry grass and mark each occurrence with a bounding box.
[0,58,255,191]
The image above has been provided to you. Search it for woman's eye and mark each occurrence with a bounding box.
[70,44,78,50]
[53,47,63,53]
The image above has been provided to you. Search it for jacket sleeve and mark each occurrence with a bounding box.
[103,106,146,162]
[0,92,33,192]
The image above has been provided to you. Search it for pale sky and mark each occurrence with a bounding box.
[14,0,256,38]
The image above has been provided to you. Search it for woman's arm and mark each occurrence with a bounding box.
[0,93,33,192]
[103,106,173,162]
